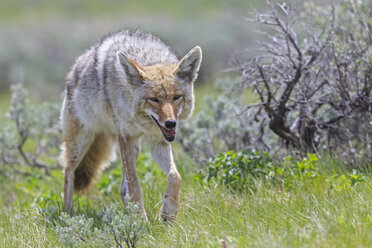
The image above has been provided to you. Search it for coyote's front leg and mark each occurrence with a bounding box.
[118,135,146,217]
[150,141,182,222]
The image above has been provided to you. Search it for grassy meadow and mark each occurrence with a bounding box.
[0,83,370,247]
[0,147,371,247]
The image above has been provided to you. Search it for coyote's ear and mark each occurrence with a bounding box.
[174,46,202,84]
[117,52,145,86]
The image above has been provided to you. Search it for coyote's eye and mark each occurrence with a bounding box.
[149,97,159,103]
[173,95,182,101]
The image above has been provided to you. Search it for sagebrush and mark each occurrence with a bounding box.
[56,202,145,248]
[231,1,372,161]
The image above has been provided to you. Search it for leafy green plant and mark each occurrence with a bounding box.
[283,153,320,180]
[279,154,366,191]
[97,163,122,196]
[330,170,365,192]
[194,149,322,192]
[294,153,319,178]
[197,150,366,193]
[278,154,322,189]
[195,148,273,191]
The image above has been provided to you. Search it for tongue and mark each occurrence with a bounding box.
[161,127,175,136]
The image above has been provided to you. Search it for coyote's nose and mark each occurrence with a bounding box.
[165,120,177,129]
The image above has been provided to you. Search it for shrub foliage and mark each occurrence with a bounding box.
[195,149,365,192]
[179,1,371,165]
[0,84,60,176]
[56,202,145,248]
[231,1,372,161]
[194,148,273,191]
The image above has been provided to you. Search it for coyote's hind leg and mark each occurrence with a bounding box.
[61,117,95,212]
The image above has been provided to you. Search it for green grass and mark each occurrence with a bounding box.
[0,150,371,247]
[0,83,369,247]
[0,81,369,247]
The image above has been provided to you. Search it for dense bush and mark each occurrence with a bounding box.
[180,1,372,165]
[231,1,372,162]
[195,148,365,192]
[194,148,273,191]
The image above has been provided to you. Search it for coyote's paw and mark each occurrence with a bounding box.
[160,196,179,222]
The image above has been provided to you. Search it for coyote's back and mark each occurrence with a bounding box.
[66,29,179,88]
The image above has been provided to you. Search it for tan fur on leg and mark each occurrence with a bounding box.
[60,114,93,212]
[118,135,146,217]
[150,141,182,222]
[161,169,182,222]
[60,112,115,211]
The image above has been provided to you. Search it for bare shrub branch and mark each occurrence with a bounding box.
[232,1,372,163]
[0,84,61,176]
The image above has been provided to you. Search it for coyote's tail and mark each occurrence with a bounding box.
[73,133,115,193]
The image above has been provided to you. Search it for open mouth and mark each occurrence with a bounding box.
[151,116,176,142]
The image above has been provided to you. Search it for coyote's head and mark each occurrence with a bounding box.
[118,46,202,142]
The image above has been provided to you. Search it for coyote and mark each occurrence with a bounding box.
[60,30,202,221]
